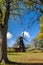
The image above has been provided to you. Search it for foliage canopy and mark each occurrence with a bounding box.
[0,0,43,25]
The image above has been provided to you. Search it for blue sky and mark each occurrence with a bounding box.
[7,3,43,47]
[7,11,40,47]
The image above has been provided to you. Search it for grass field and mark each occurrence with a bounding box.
[0,51,43,65]
[7,52,43,63]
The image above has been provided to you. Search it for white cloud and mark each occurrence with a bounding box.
[7,40,15,47]
[7,32,12,39]
[11,40,14,43]
[22,31,30,38]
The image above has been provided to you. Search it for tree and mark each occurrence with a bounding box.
[0,0,28,63]
[0,0,43,63]
[0,0,10,63]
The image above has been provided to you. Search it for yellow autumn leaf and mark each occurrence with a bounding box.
[0,0,3,3]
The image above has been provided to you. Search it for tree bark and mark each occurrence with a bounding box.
[0,0,10,63]
[0,25,2,62]
[0,22,9,63]
[1,24,8,63]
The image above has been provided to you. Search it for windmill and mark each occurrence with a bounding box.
[14,30,28,52]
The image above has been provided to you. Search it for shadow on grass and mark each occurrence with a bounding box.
[0,63,43,65]
[0,60,43,65]
[8,53,21,55]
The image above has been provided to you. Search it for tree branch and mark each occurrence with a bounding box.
[4,0,10,28]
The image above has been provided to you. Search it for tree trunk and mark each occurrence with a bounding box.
[0,23,9,63]
[0,0,10,63]
[0,25,2,62]
[2,26,8,62]
[1,0,10,63]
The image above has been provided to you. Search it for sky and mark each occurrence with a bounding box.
[7,12,40,47]
[7,3,43,47]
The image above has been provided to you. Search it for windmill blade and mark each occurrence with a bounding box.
[23,37,28,42]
